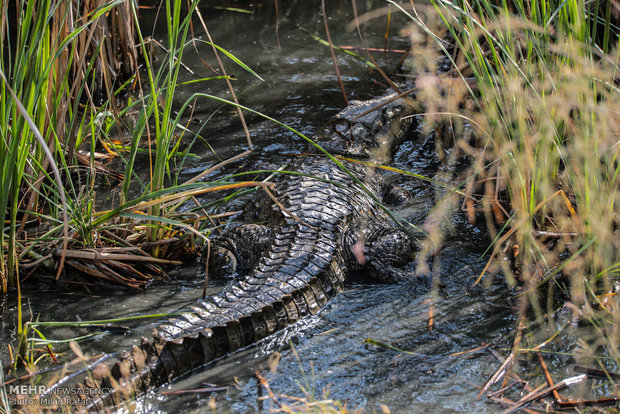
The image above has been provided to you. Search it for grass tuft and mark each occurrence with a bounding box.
[389,0,619,406]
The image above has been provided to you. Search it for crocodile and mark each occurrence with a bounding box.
[37,89,419,411]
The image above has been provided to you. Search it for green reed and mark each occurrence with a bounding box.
[0,0,134,291]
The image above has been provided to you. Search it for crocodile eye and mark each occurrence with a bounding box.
[333,121,350,136]
[314,120,353,154]
[350,124,367,140]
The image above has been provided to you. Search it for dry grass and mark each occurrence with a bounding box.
[388,0,619,408]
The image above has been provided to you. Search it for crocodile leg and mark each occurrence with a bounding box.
[352,226,416,283]
[209,224,273,276]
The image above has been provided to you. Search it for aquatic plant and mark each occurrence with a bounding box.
[381,0,619,408]
[0,358,9,414]
[0,0,262,293]
[0,1,267,375]
[0,0,139,292]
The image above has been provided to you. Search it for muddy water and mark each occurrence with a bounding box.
[1,2,530,413]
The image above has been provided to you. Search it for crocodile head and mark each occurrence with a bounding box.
[313,91,415,162]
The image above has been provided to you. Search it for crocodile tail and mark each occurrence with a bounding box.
[51,328,211,411]
[64,261,340,410]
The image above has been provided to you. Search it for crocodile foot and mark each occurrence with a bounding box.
[208,224,273,277]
